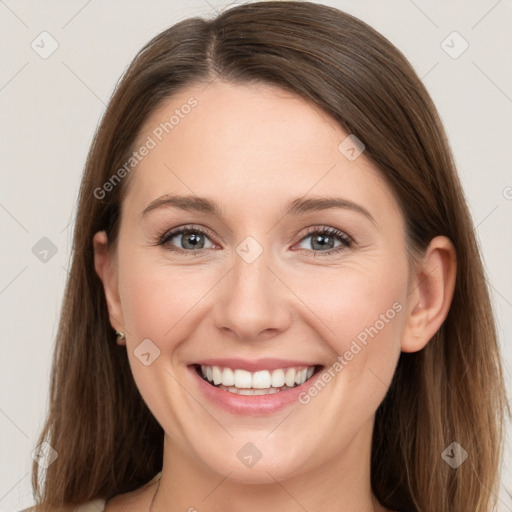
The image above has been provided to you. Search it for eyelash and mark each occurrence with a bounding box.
[154,224,353,257]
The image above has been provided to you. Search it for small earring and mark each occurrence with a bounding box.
[115,330,126,343]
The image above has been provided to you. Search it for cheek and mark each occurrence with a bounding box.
[296,265,406,347]
[117,256,219,352]
[118,267,173,337]
[293,274,405,435]
[290,252,407,391]
[333,283,405,358]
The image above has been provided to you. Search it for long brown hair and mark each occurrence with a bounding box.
[31,2,509,511]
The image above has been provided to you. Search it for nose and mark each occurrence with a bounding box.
[213,243,291,342]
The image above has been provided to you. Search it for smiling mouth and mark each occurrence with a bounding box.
[193,364,323,395]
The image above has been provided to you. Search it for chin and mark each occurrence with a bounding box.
[194,438,317,484]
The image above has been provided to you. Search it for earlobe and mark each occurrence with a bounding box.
[401,236,457,353]
[92,231,126,345]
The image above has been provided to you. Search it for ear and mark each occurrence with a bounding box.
[401,236,457,353]
[93,230,126,346]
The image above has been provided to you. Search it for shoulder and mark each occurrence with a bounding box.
[104,471,162,512]
[75,499,107,511]
[19,498,106,512]
[19,472,161,512]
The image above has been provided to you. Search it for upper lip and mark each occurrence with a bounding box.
[190,358,321,372]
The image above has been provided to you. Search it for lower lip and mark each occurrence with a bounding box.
[189,365,321,415]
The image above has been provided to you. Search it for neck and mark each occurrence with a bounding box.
[151,418,383,512]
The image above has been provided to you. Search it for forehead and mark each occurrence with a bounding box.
[123,80,401,223]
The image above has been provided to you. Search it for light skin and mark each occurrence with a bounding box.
[94,80,456,512]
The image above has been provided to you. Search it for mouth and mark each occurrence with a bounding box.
[192,363,323,396]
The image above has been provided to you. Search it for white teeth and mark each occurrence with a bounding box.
[271,369,285,387]
[212,366,222,385]
[199,364,317,392]
[222,367,235,386]
[285,368,297,387]
[238,388,258,395]
[219,385,293,395]
[234,369,253,388]
[252,370,272,389]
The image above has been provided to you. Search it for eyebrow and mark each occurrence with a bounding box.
[140,194,376,225]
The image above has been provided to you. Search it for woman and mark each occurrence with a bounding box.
[22,1,509,511]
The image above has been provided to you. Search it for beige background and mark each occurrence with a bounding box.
[0,0,511,510]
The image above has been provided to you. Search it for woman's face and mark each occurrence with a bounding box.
[97,80,413,483]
